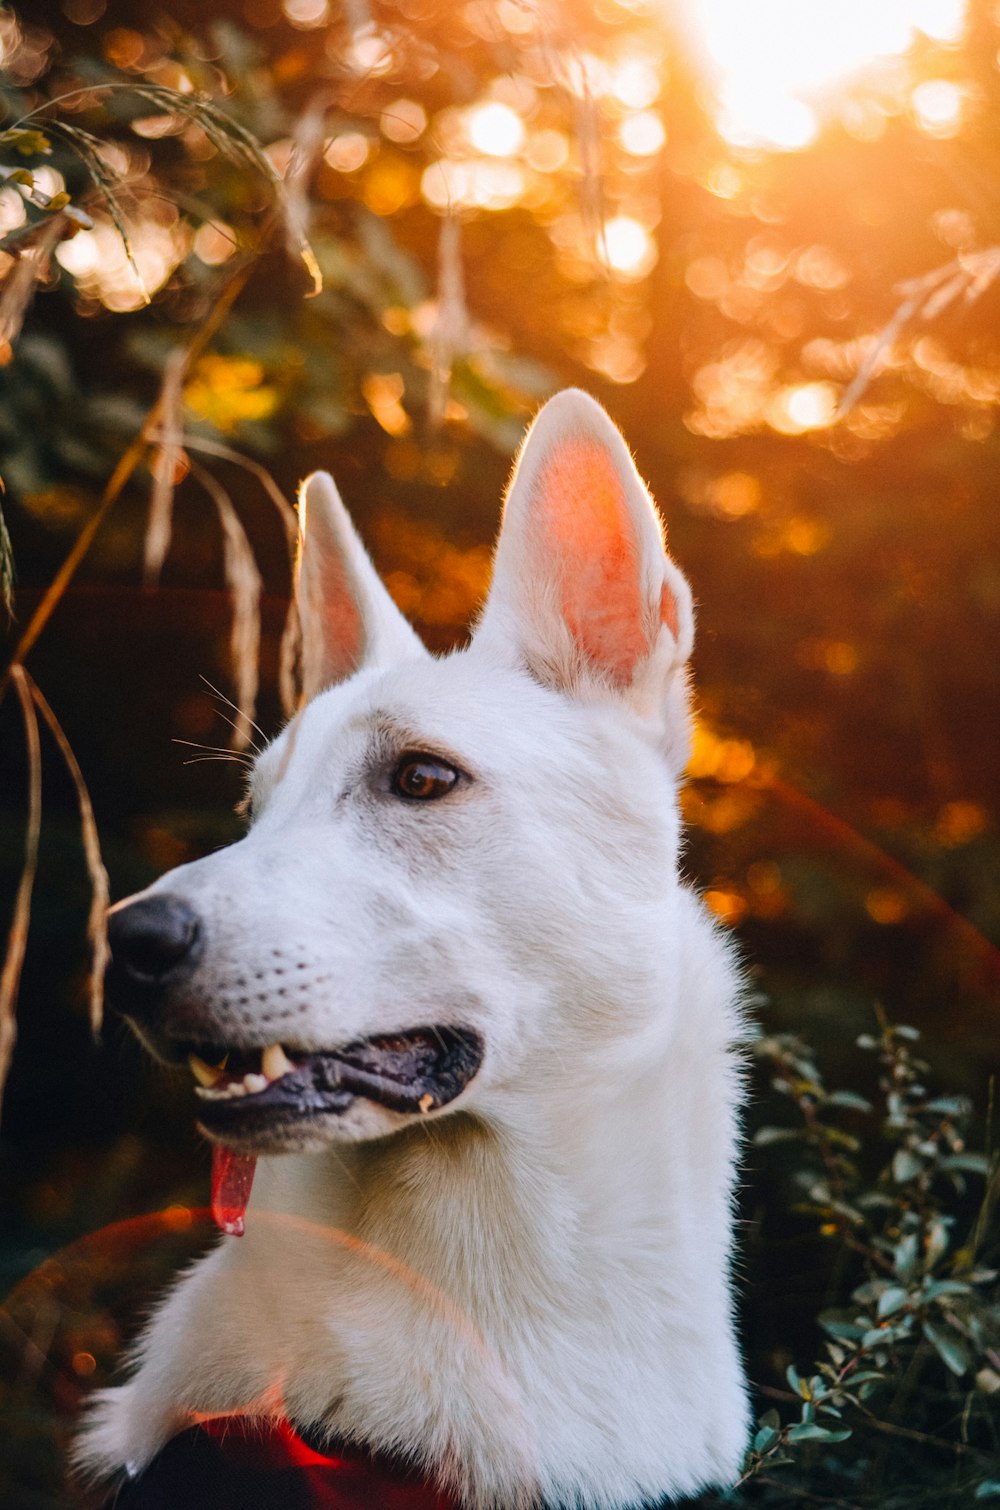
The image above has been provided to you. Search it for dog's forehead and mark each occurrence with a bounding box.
[254,645,622,800]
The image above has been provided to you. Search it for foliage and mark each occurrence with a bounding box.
[733,1016,1000,1508]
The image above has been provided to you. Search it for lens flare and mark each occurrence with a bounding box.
[689,0,967,150]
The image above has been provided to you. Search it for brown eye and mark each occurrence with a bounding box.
[392,755,460,801]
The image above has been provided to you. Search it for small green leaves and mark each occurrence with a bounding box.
[753,1421,780,1454]
[922,1320,971,1377]
[753,1124,802,1145]
[877,1285,909,1319]
[826,1090,874,1112]
[749,1011,998,1499]
[0,127,53,156]
[892,1148,923,1182]
[786,1423,853,1444]
[941,1152,992,1175]
[893,1231,920,1281]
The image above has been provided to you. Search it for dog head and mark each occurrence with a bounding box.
[106,390,696,1155]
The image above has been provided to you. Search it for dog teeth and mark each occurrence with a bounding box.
[262,1042,296,1081]
[189,1053,223,1088]
[192,1043,298,1102]
[195,1081,248,1101]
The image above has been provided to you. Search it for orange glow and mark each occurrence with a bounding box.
[183,355,278,432]
[600,216,656,278]
[704,887,749,924]
[688,0,967,150]
[619,111,666,157]
[865,886,909,924]
[767,381,839,434]
[688,725,757,783]
[466,101,525,158]
[911,78,964,136]
[55,214,188,310]
[362,372,411,437]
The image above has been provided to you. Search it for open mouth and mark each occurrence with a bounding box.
[184,1024,484,1138]
[182,1025,484,1238]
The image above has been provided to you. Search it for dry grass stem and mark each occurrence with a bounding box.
[0,667,42,1120]
[0,214,64,352]
[279,597,302,718]
[169,432,298,537]
[155,431,301,715]
[573,76,605,269]
[428,214,468,428]
[0,487,13,618]
[191,463,262,752]
[0,258,255,709]
[27,673,110,1036]
[283,96,329,299]
[839,246,1000,416]
[143,349,187,586]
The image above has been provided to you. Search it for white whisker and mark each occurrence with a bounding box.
[199,675,267,752]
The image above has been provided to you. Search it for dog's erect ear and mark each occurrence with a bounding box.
[297,472,426,700]
[475,390,694,760]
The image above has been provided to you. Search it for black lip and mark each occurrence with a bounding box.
[194,1025,484,1136]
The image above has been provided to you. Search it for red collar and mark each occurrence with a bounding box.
[112,1416,465,1509]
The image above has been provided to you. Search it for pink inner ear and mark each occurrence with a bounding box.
[300,542,365,690]
[537,436,649,685]
[320,552,365,678]
[659,580,679,641]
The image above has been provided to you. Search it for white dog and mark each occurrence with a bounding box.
[77,390,749,1507]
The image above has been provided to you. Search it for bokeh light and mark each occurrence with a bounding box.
[600,215,656,278]
[689,0,968,149]
[465,102,526,158]
[55,215,188,311]
[911,78,964,136]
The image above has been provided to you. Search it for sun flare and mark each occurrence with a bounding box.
[688,0,967,149]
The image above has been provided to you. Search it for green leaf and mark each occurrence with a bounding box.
[826,1090,874,1112]
[753,1125,801,1145]
[974,1482,1000,1500]
[821,1318,867,1340]
[877,1286,910,1319]
[893,1025,921,1040]
[753,1425,779,1453]
[893,1232,920,1281]
[923,1320,970,1376]
[925,1216,951,1268]
[926,1096,970,1115]
[923,1279,971,1300]
[893,1149,923,1182]
[941,1152,992,1176]
[786,1423,853,1443]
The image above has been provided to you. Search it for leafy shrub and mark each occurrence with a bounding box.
[731,1014,1000,1508]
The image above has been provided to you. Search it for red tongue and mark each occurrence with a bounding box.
[211,1146,258,1236]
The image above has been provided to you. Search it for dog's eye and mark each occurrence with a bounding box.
[391,755,460,801]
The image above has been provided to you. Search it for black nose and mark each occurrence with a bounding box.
[107,894,202,990]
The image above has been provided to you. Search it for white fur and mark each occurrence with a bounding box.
[76,390,749,1507]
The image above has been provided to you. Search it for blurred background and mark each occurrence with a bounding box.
[0,0,998,1504]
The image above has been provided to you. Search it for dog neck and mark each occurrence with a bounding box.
[241,892,746,1508]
